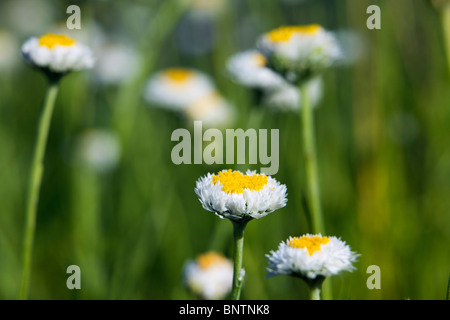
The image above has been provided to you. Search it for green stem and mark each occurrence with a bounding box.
[300,82,325,235]
[307,276,325,300]
[310,286,321,300]
[300,82,332,300]
[19,80,60,300]
[231,220,248,300]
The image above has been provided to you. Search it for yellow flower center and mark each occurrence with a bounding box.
[288,235,330,256]
[253,53,267,67]
[197,252,228,269]
[266,24,322,43]
[39,34,76,49]
[212,169,268,194]
[164,68,194,84]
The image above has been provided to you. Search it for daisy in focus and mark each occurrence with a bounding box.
[22,33,95,76]
[266,234,359,299]
[182,251,233,300]
[144,67,234,127]
[195,169,287,300]
[195,169,288,222]
[258,24,341,83]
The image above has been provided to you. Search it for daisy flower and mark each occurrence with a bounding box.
[21,33,95,76]
[195,169,288,222]
[19,33,94,300]
[144,67,235,127]
[266,234,359,299]
[182,251,233,300]
[257,25,340,240]
[257,24,341,83]
[227,50,286,90]
[195,169,287,300]
[143,67,215,111]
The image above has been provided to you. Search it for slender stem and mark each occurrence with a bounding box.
[300,82,333,300]
[307,276,325,300]
[310,286,321,300]
[19,80,60,300]
[300,82,325,235]
[231,220,248,300]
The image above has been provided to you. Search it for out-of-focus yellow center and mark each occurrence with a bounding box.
[212,169,268,194]
[164,68,194,83]
[197,252,227,269]
[267,24,321,43]
[288,235,330,256]
[39,34,76,49]
[253,53,267,67]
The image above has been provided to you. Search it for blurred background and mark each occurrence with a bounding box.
[0,0,449,300]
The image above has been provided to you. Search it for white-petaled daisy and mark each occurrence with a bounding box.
[226,50,286,90]
[195,169,288,222]
[21,34,95,75]
[182,251,233,300]
[185,91,235,127]
[257,24,341,83]
[143,68,215,111]
[264,77,323,112]
[266,234,359,280]
[74,129,122,174]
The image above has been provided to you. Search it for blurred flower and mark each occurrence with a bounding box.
[0,30,19,71]
[143,68,215,111]
[182,251,233,300]
[195,169,287,222]
[21,34,95,75]
[144,67,234,127]
[266,234,358,280]
[94,42,139,85]
[264,77,323,112]
[257,24,341,83]
[185,91,235,127]
[74,129,122,174]
[227,50,285,90]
